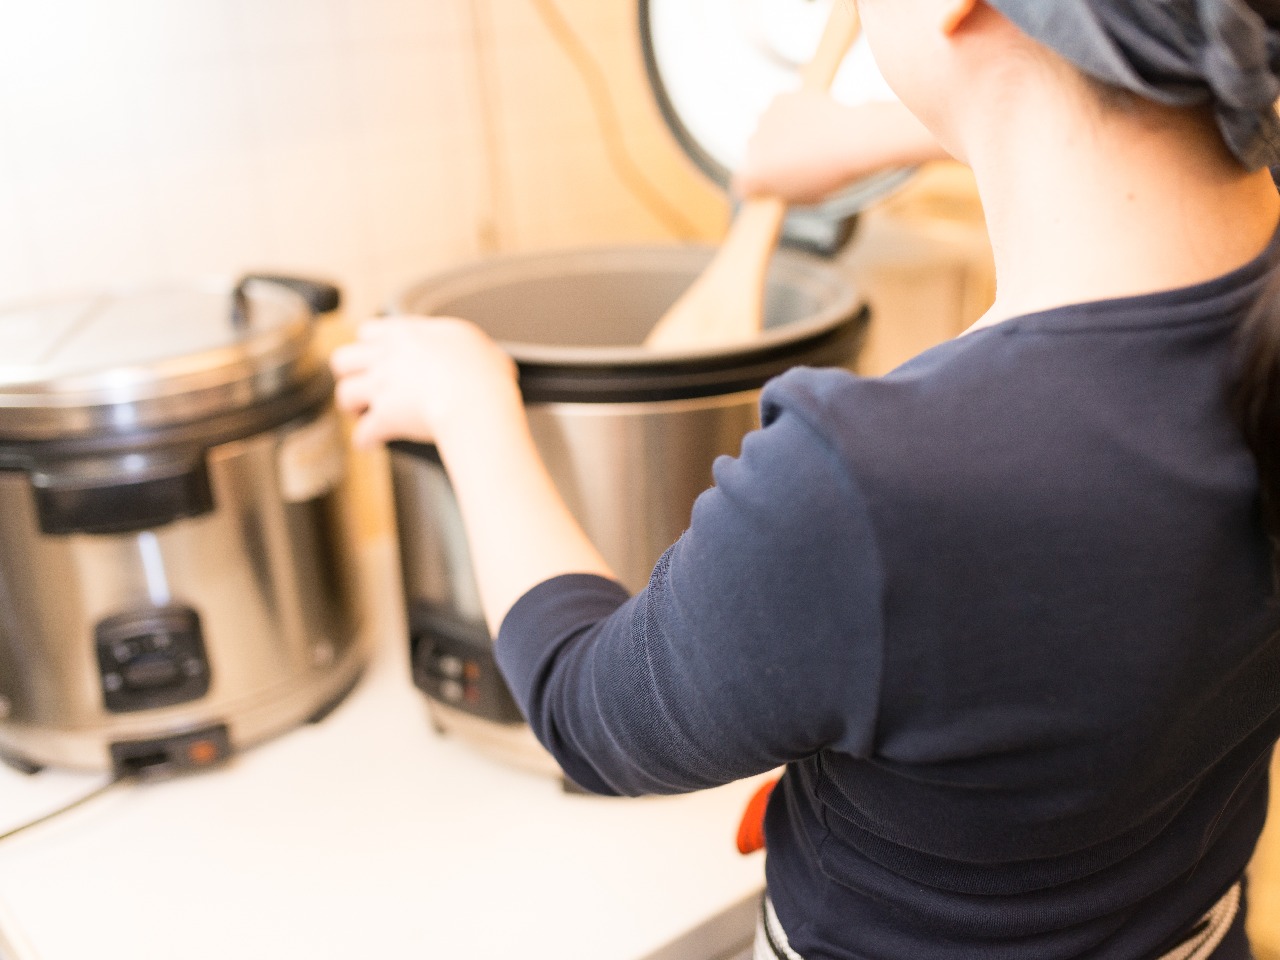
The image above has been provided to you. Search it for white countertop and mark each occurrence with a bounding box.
[0,542,767,960]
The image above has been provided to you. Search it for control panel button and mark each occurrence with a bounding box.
[95,606,211,714]
[121,653,182,690]
[436,654,465,680]
[408,601,526,725]
[110,723,232,779]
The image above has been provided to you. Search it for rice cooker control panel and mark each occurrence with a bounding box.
[409,602,525,725]
[94,606,211,713]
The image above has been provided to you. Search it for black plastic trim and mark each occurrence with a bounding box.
[389,439,443,465]
[34,457,215,536]
[513,306,866,403]
[109,723,231,780]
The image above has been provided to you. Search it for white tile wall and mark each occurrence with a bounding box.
[0,0,722,325]
[0,129,34,298]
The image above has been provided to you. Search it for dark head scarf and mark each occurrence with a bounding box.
[986,0,1280,170]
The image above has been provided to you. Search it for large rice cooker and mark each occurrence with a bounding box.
[0,277,365,777]
[389,0,910,779]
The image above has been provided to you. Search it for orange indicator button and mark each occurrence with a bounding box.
[187,739,222,766]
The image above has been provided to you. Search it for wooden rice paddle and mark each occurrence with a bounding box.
[644,2,862,350]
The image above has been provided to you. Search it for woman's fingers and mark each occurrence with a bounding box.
[334,372,375,414]
[351,407,397,450]
[329,341,376,377]
[329,313,516,451]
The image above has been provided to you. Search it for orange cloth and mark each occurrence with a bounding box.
[736,777,780,855]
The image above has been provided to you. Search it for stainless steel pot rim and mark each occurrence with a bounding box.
[0,279,320,437]
[391,244,862,367]
[502,321,850,364]
[0,345,319,407]
[0,368,333,456]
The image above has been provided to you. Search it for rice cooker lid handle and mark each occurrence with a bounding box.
[639,0,915,255]
[0,275,338,441]
[232,274,342,328]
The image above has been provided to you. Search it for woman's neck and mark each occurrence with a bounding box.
[963,90,1280,331]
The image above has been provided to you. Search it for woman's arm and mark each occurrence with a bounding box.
[496,369,885,795]
[330,317,615,635]
[733,93,950,205]
[333,323,882,794]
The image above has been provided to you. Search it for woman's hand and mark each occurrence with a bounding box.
[733,94,948,204]
[330,314,614,632]
[330,316,522,452]
[734,90,871,204]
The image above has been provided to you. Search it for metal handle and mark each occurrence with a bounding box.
[231,274,343,329]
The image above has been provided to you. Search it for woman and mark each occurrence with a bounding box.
[332,1,1280,956]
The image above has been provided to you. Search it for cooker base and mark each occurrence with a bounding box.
[424,699,566,782]
[0,643,368,775]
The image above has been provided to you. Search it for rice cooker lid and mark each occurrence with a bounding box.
[0,278,322,442]
[640,0,914,235]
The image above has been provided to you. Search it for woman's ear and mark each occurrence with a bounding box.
[941,0,980,36]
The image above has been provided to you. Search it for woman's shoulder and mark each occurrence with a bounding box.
[761,291,1254,539]
[762,328,1020,462]
[766,275,1251,465]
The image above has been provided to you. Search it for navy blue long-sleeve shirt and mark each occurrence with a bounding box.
[496,228,1280,959]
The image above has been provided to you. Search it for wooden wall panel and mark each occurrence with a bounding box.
[471,0,725,251]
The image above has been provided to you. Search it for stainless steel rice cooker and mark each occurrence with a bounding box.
[0,277,365,777]
[388,0,911,779]
[391,249,864,779]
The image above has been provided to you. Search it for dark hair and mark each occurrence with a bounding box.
[1232,262,1280,585]
[1082,75,1138,115]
